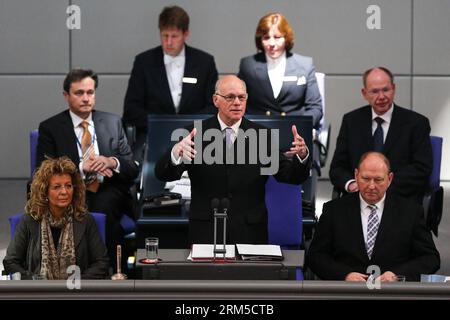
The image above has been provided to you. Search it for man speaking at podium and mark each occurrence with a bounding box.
[155,75,311,245]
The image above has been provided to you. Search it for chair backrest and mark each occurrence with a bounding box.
[9,212,106,244]
[429,136,443,191]
[30,129,39,178]
[265,176,302,248]
[315,72,326,127]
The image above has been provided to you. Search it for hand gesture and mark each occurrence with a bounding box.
[172,128,197,163]
[285,125,308,159]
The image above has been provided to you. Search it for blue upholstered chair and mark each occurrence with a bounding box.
[424,136,444,236]
[8,212,106,244]
[265,176,303,280]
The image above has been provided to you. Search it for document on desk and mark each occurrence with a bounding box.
[188,244,236,261]
[165,171,191,199]
[236,244,283,261]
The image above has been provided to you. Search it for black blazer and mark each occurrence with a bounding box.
[37,110,138,193]
[155,116,311,244]
[238,52,323,128]
[329,104,432,200]
[3,213,110,279]
[123,45,218,131]
[306,193,440,281]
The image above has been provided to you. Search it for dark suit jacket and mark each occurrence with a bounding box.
[306,193,440,281]
[123,45,218,132]
[238,52,323,128]
[155,116,311,244]
[3,213,110,279]
[329,104,432,200]
[37,110,138,193]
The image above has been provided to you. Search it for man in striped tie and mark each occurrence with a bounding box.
[307,151,439,282]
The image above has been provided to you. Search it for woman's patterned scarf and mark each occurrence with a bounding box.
[39,207,76,280]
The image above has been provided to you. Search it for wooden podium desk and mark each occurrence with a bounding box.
[136,249,304,280]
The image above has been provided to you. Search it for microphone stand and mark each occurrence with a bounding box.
[111,245,127,280]
[213,198,229,261]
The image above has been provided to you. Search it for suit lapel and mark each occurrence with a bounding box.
[73,218,85,249]
[254,54,276,105]
[179,46,196,113]
[92,111,108,156]
[62,111,83,165]
[152,47,175,112]
[383,105,405,153]
[357,106,374,151]
[348,195,368,259]
[370,194,395,259]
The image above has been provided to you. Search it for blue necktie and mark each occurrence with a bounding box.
[366,205,380,259]
[373,117,384,152]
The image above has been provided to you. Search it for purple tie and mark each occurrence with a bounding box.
[224,127,233,148]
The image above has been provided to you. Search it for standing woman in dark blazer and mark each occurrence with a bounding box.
[3,157,109,279]
[238,13,323,128]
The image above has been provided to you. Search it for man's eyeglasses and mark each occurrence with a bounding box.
[366,87,393,96]
[215,93,248,102]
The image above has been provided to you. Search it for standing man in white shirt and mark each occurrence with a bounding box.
[123,5,218,160]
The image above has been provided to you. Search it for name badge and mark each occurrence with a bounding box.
[297,76,306,85]
[283,76,298,82]
[182,77,198,84]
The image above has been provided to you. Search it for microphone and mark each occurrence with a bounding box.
[221,198,230,214]
[211,198,220,213]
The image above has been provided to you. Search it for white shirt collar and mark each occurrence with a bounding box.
[265,51,286,69]
[371,103,394,124]
[69,110,93,128]
[359,193,386,216]
[217,114,242,134]
[164,46,186,65]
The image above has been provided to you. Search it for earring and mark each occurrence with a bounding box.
[45,198,48,202]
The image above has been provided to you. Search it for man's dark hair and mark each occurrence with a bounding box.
[63,69,98,93]
[363,67,394,88]
[158,5,189,32]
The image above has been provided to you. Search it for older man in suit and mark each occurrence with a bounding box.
[37,69,139,269]
[329,67,432,202]
[308,152,439,282]
[155,75,311,245]
[123,5,218,159]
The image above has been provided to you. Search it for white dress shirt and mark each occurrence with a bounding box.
[266,52,286,99]
[164,46,185,112]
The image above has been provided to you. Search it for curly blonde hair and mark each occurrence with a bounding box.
[26,157,87,221]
